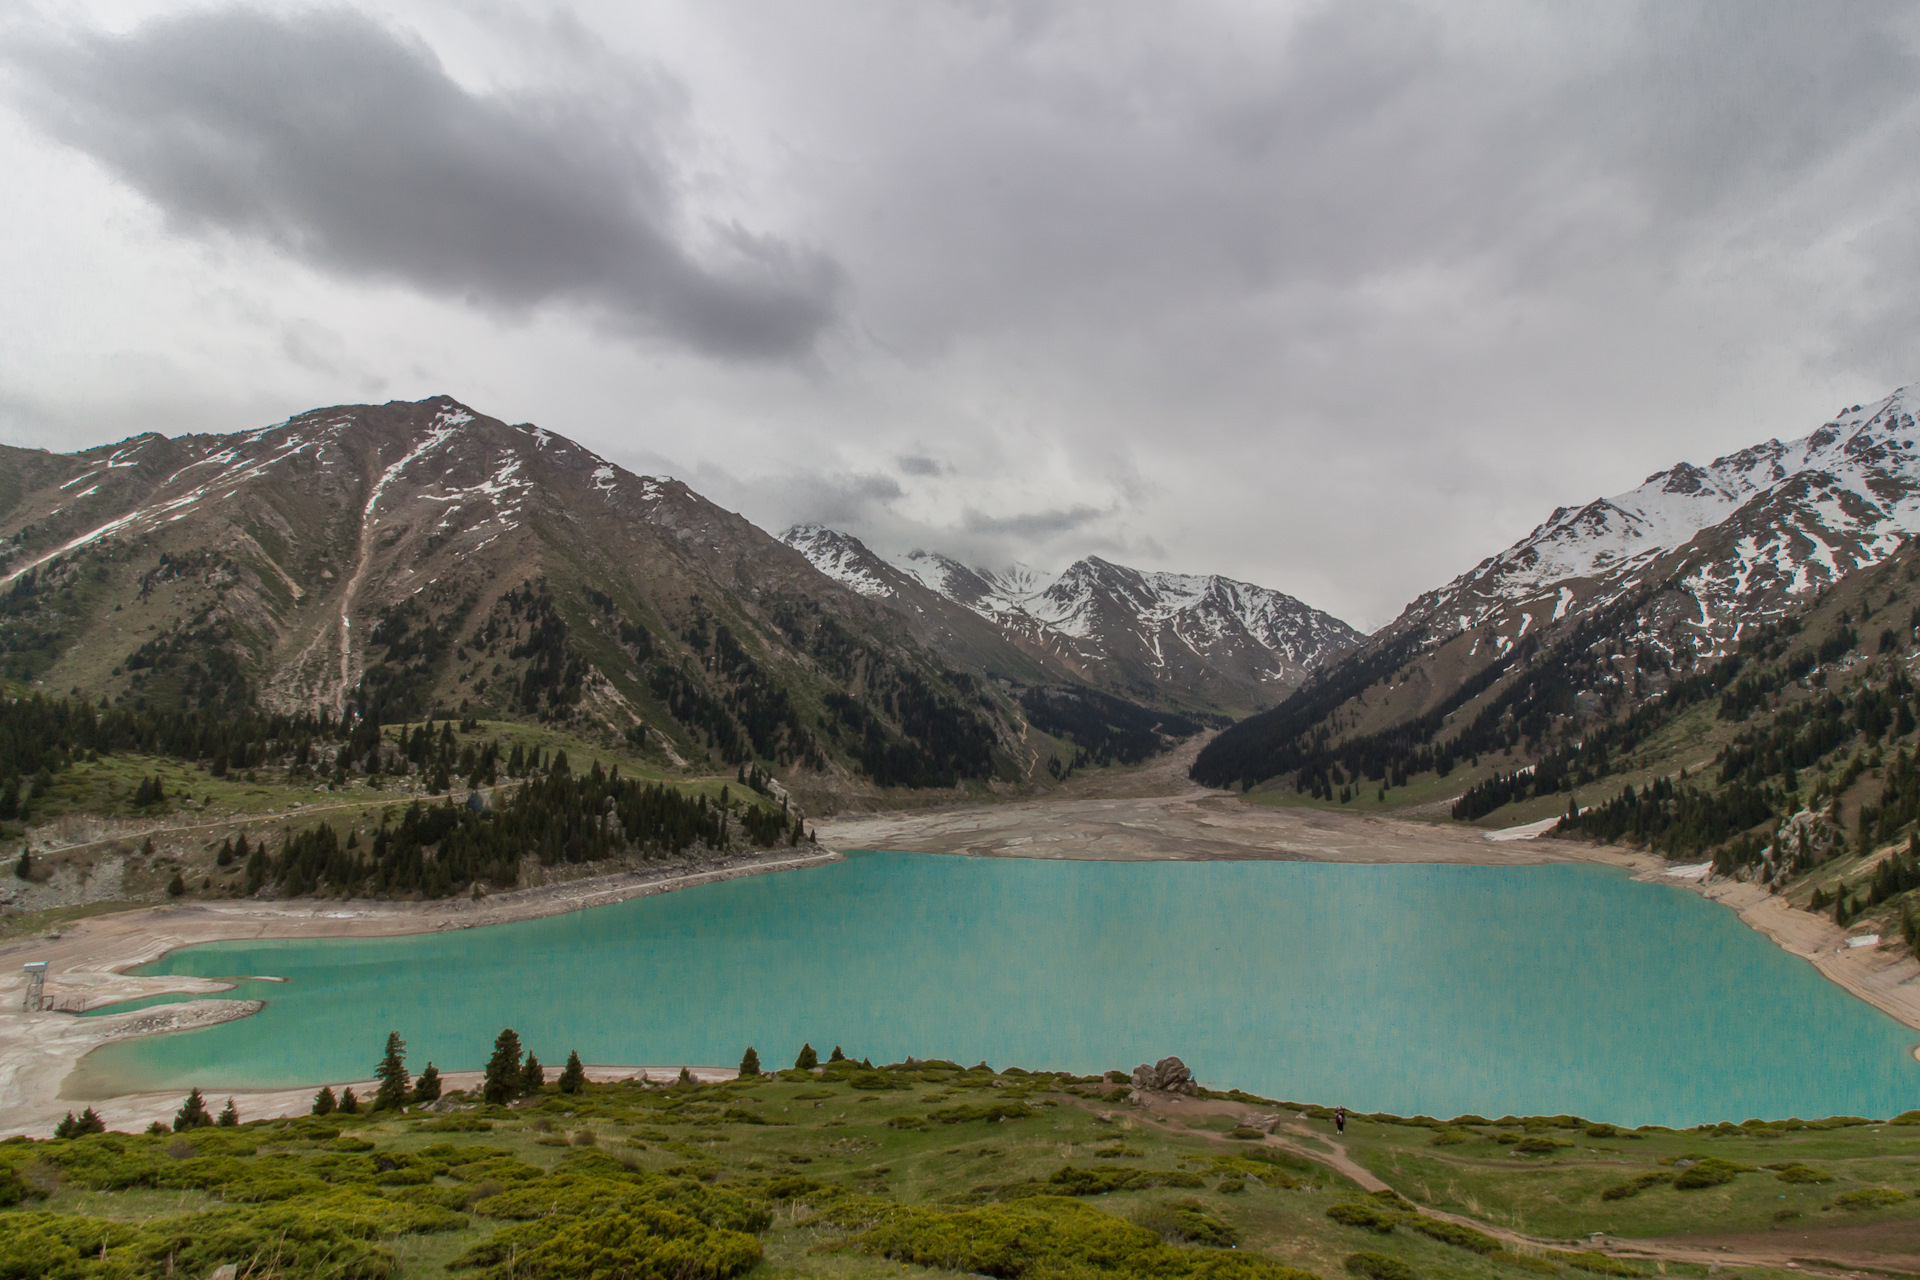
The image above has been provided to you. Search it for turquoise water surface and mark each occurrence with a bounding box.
[78,853,1920,1126]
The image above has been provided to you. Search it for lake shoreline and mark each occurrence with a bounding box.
[0,848,838,1137]
[817,788,1920,1040]
[5,785,1918,1136]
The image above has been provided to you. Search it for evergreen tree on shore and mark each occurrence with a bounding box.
[373,1031,410,1110]
[217,1098,239,1127]
[557,1050,586,1095]
[521,1053,545,1095]
[794,1043,818,1070]
[338,1087,359,1114]
[172,1088,211,1132]
[483,1029,523,1104]
[738,1046,761,1077]
[828,1045,846,1063]
[413,1062,442,1104]
[311,1086,336,1116]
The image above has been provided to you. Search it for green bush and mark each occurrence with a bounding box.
[1489,1251,1559,1274]
[1672,1158,1753,1190]
[1132,1198,1240,1246]
[1409,1218,1498,1254]
[0,1212,134,1280]
[928,1102,1040,1125]
[1344,1252,1414,1280]
[449,1203,760,1280]
[1890,1109,1920,1125]
[1770,1163,1834,1184]
[845,1194,1316,1280]
[1547,1251,1644,1275]
[1834,1187,1908,1210]
[1327,1203,1398,1233]
[1599,1172,1667,1201]
[1511,1136,1562,1155]
[1009,1165,1205,1198]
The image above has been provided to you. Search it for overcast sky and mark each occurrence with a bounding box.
[2,1,1917,629]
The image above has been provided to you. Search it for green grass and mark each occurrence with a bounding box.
[4,1058,1915,1279]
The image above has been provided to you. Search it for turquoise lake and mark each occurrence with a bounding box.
[78,853,1920,1127]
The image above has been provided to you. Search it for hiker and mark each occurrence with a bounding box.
[1334,1106,1346,1135]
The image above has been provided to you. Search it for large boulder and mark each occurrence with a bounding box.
[1131,1056,1197,1094]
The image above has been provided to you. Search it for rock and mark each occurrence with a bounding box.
[1131,1056,1197,1095]
[207,1267,239,1280]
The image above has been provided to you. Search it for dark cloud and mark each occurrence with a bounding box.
[1,6,844,359]
[961,504,1108,540]
[896,454,948,476]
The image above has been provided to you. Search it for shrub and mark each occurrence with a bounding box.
[1672,1158,1752,1190]
[1344,1252,1414,1280]
[1132,1198,1240,1246]
[794,1043,818,1071]
[1409,1218,1498,1254]
[1547,1251,1644,1275]
[1327,1203,1398,1233]
[1889,1109,1920,1125]
[1600,1172,1667,1201]
[1017,1165,1205,1197]
[1771,1163,1834,1184]
[1834,1187,1908,1210]
[1229,1126,1266,1140]
[453,1201,761,1280]
[1489,1251,1560,1274]
[1511,1136,1561,1155]
[928,1103,1038,1125]
[845,1195,1314,1280]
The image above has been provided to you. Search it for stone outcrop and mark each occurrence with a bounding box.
[1131,1056,1197,1094]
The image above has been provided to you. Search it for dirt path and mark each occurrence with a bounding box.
[1128,1092,1916,1277]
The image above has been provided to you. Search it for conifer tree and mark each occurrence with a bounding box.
[54,1112,76,1139]
[311,1086,337,1116]
[373,1031,410,1110]
[217,1098,239,1127]
[76,1107,104,1135]
[412,1062,442,1105]
[173,1088,211,1131]
[676,1066,694,1086]
[558,1050,586,1095]
[794,1043,818,1070]
[521,1052,545,1094]
[167,870,185,898]
[483,1029,523,1104]
[829,1045,846,1063]
[338,1087,359,1114]
[738,1046,761,1077]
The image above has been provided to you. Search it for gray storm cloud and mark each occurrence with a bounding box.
[2,6,843,360]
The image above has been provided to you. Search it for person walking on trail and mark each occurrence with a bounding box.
[1334,1106,1347,1135]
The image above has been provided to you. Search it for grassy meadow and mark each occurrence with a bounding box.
[4,1051,1916,1279]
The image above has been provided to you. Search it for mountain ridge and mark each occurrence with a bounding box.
[781,523,1362,715]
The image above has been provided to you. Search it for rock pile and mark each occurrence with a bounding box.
[1131,1056,1197,1094]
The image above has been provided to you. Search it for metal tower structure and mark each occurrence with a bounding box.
[22,961,47,1011]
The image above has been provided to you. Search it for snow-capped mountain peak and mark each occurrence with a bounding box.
[780,526,1362,711]
[1397,383,1920,657]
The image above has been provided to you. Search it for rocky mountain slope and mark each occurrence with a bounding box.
[782,524,1361,715]
[1193,383,1920,794]
[0,397,1056,809]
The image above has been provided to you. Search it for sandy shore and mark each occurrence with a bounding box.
[0,849,836,1136]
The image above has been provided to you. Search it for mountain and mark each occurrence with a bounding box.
[0,397,1042,810]
[782,524,1362,715]
[1194,384,1920,793]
